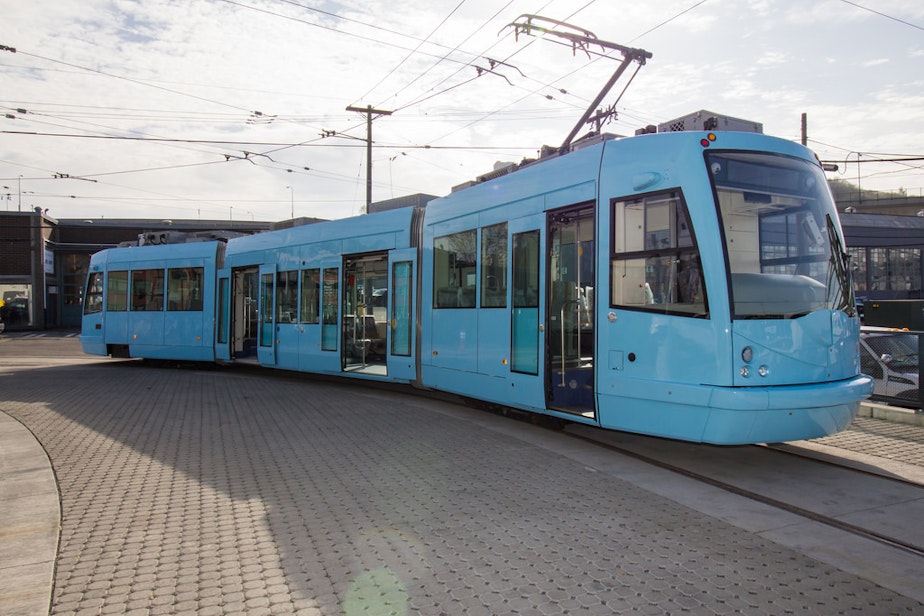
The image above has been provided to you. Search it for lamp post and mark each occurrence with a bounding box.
[286,185,294,219]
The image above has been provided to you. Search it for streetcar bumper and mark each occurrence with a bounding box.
[701,374,873,444]
[597,374,872,445]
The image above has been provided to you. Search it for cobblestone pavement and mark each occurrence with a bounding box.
[814,416,924,467]
[2,357,922,615]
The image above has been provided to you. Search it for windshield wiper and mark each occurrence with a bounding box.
[825,214,856,316]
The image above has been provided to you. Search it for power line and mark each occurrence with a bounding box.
[353,0,468,105]
[808,138,924,159]
[419,1,595,146]
[377,1,518,110]
[1,45,329,139]
[216,0,480,69]
[5,48,257,116]
[838,0,924,31]
[628,0,710,43]
[0,129,536,150]
[820,157,924,164]
[219,0,565,134]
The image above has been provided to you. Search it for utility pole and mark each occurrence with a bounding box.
[346,104,393,212]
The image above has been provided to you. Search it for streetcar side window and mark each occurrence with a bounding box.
[611,190,708,317]
[434,230,477,308]
[391,261,413,357]
[217,278,229,344]
[131,269,165,311]
[106,271,128,311]
[481,223,507,308]
[276,270,298,323]
[83,272,104,315]
[321,268,339,351]
[167,267,204,311]
[300,268,320,324]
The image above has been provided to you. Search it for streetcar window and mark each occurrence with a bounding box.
[708,151,854,319]
[217,278,229,344]
[611,191,707,317]
[434,230,477,308]
[511,230,540,375]
[276,270,298,324]
[321,268,338,351]
[300,268,320,324]
[83,272,104,315]
[481,223,508,308]
[167,267,204,311]
[106,271,128,311]
[131,269,165,311]
[259,272,273,347]
[391,261,413,356]
[513,231,540,309]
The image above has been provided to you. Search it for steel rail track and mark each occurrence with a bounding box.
[561,429,924,560]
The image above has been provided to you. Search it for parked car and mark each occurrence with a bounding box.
[860,327,920,407]
[2,297,29,324]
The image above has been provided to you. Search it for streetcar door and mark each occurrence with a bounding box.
[81,267,106,355]
[388,247,416,381]
[546,204,596,418]
[231,266,259,360]
[273,270,300,371]
[257,263,276,366]
[507,215,546,410]
[342,252,388,375]
[215,269,231,361]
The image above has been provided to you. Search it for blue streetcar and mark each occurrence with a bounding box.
[81,128,872,444]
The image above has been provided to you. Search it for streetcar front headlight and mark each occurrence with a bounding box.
[741,346,753,363]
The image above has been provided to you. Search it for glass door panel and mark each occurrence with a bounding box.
[547,205,595,417]
[511,230,540,375]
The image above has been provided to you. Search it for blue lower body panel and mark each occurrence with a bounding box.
[130,344,215,362]
[599,375,873,445]
[80,335,107,357]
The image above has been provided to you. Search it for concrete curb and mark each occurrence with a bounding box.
[859,401,924,427]
[0,411,59,616]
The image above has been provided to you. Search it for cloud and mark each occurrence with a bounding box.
[2,0,922,219]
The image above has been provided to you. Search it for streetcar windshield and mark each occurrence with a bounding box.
[707,151,855,319]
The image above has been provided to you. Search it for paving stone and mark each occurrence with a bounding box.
[1,359,923,614]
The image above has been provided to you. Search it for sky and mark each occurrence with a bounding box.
[1,0,923,222]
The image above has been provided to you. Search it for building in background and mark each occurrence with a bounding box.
[840,213,924,302]
[0,209,275,330]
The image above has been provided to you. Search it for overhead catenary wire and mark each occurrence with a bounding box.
[808,138,924,184]
[418,1,603,146]
[0,2,662,181]
[351,0,468,107]
[217,0,485,71]
[0,129,540,151]
[3,2,922,219]
[375,0,519,111]
[837,0,924,31]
